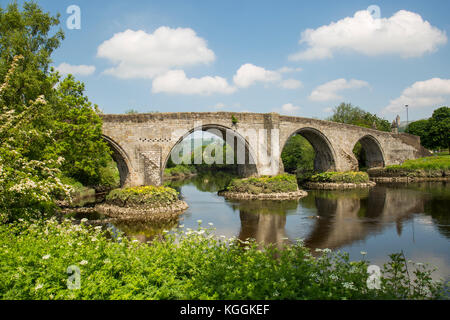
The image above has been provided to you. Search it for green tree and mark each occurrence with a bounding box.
[428,106,450,151]
[328,103,391,132]
[0,2,112,186]
[406,119,431,149]
[281,135,315,173]
[48,75,112,185]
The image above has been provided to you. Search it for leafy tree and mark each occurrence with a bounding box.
[0,56,71,222]
[428,106,450,151]
[0,2,112,186]
[406,107,449,151]
[281,135,315,173]
[48,75,112,185]
[405,119,431,149]
[328,103,391,132]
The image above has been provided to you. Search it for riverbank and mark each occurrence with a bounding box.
[0,218,446,300]
[220,174,308,200]
[304,181,376,190]
[368,155,450,182]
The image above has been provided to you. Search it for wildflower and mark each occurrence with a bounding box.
[81,218,88,223]
[343,282,356,290]
[208,222,214,226]
[197,220,202,224]
[132,239,140,243]
[42,254,51,260]
[360,251,367,255]
[35,284,43,290]
[179,224,184,228]
[197,230,205,235]
[79,260,88,265]
[94,226,102,231]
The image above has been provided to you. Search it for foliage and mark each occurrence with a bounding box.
[327,103,391,132]
[0,219,446,300]
[48,75,112,186]
[281,134,315,173]
[406,107,450,151]
[227,174,299,194]
[105,186,179,207]
[0,56,72,222]
[309,172,370,184]
[164,165,197,179]
[231,115,238,125]
[0,2,113,188]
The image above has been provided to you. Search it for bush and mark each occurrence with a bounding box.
[163,165,197,179]
[227,174,299,194]
[105,186,179,207]
[309,172,370,184]
[0,219,446,300]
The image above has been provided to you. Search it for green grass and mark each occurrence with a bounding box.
[226,174,299,194]
[386,156,450,171]
[105,186,179,208]
[309,172,370,184]
[0,219,446,300]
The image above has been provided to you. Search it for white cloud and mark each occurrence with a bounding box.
[274,103,301,115]
[309,78,369,101]
[233,64,281,88]
[55,63,95,76]
[280,79,303,89]
[277,66,303,73]
[152,70,236,95]
[289,9,447,61]
[97,27,215,79]
[383,78,450,114]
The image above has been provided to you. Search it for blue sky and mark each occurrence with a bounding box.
[4,0,450,121]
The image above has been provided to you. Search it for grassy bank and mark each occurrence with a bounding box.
[0,219,446,300]
[369,156,450,178]
[226,174,299,194]
[309,172,370,184]
[105,186,180,208]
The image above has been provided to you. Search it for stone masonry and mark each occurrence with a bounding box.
[101,112,430,187]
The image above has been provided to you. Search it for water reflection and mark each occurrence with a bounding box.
[76,175,448,280]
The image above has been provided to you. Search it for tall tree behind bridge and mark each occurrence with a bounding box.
[327,103,391,132]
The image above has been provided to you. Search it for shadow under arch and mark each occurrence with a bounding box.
[283,127,337,172]
[354,135,385,169]
[102,135,132,187]
[163,124,259,177]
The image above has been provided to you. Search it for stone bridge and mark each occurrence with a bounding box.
[101,112,430,187]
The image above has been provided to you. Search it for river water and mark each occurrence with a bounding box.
[82,174,450,282]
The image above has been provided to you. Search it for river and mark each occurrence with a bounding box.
[78,173,450,282]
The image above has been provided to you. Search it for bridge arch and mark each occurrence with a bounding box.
[353,135,385,169]
[163,124,259,177]
[102,135,132,187]
[283,127,337,172]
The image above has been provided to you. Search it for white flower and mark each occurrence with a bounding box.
[42,254,51,260]
[94,226,102,231]
[179,224,184,228]
[35,284,43,290]
[81,218,88,223]
[132,239,140,243]
[343,282,356,290]
[360,251,367,255]
[197,220,202,224]
[197,230,205,235]
[208,222,214,226]
[79,260,88,265]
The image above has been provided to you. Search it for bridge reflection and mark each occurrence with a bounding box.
[234,186,428,251]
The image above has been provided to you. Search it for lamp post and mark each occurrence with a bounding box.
[405,105,409,129]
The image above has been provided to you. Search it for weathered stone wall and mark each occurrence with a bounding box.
[101,112,429,186]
